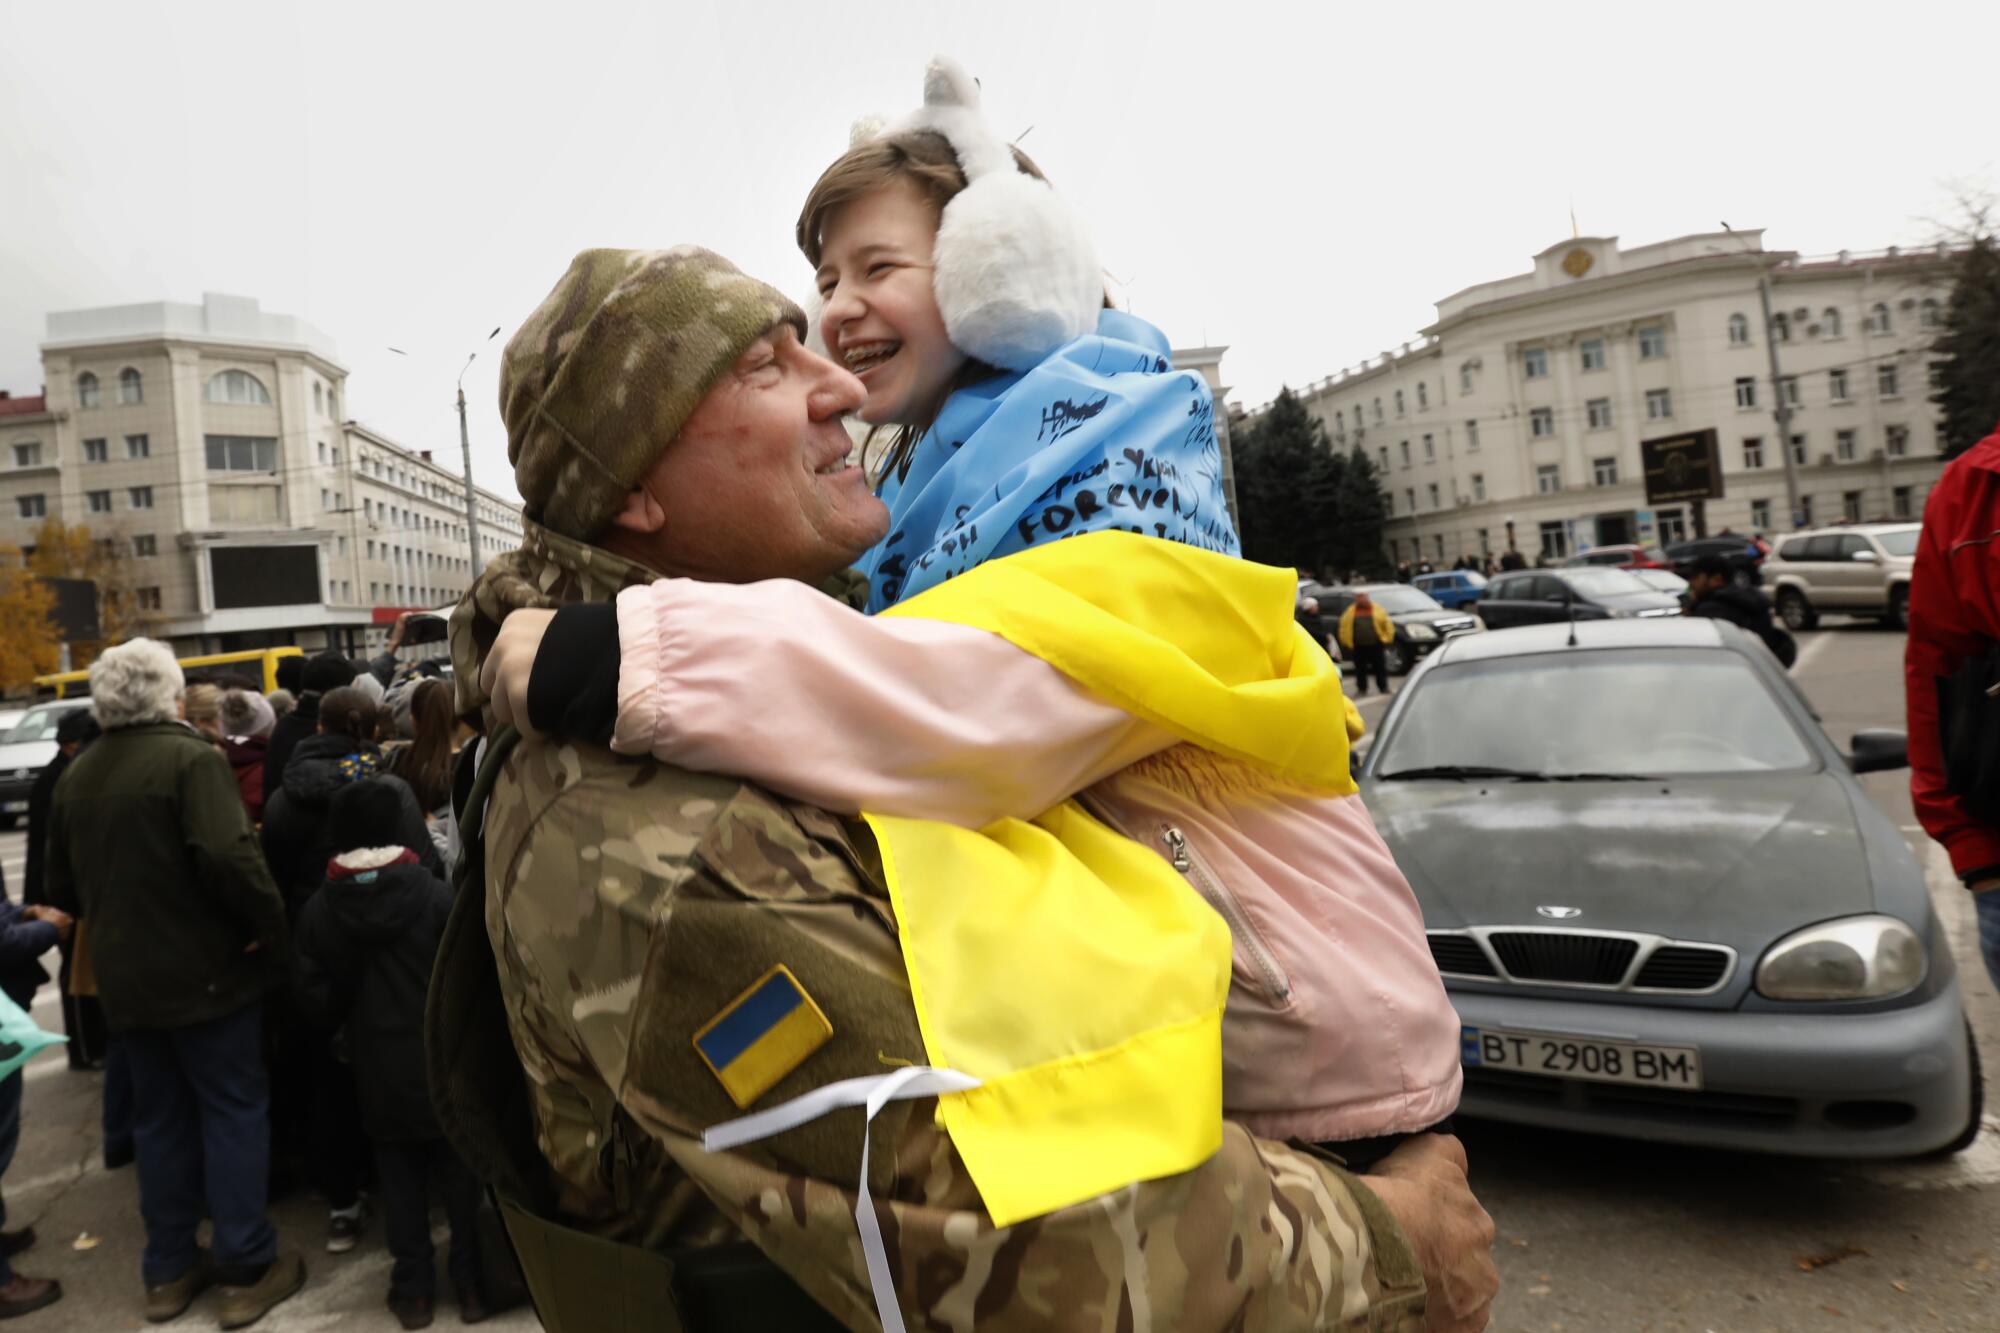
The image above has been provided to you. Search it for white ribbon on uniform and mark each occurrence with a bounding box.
[702,1065,982,1333]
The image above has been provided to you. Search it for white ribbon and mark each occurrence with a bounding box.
[702,1065,982,1333]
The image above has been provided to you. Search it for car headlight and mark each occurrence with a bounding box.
[1755,915,1926,1000]
[1605,607,1635,618]
[1406,623,1439,641]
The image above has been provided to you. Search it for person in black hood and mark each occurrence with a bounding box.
[262,651,360,805]
[295,779,488,1328]
[1686,554,1797,667]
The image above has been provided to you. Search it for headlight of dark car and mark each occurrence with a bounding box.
[1405,623,1439,642]
[1754,914,1925,1000]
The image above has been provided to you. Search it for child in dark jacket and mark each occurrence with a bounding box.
[294,779,488,1329]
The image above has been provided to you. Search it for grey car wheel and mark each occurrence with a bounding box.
[1386,642,1414,676]
[1883,585,1909,632]
[1776,587,1818,632]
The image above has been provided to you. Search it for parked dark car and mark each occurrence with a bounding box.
[1475,567,1684,630]
[1305,581,1482,675]
[1562,544,1669,570]
[0,698,94,828]
[1360,617,1977,1159]
[1666,535,1764,587]
[1413,570,1488,610]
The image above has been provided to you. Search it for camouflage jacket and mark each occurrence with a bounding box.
[450,520,1428,1332]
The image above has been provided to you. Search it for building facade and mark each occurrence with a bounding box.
[0,292,520,656]
[1254,231,1953,566]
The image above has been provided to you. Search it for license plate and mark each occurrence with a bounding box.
[1461,1025,1702,1090]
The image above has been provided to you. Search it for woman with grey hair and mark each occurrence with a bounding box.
[43,639,305,1327]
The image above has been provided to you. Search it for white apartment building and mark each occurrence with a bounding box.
[1256,230,1953,565]
[0,292,521,656]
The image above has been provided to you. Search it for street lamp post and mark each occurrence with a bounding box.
[1721,223,1804,529]
[390,328,502,584]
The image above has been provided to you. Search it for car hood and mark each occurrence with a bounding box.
[0,741,54,775]
[1366,773,1872,945]
[1389,607,1477,627]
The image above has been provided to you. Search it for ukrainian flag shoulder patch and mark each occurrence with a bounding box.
[693,965,835,1109]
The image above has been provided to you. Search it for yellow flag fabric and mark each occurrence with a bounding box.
[866,531,1353,1226]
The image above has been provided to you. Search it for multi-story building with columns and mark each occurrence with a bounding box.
[0,292,521,657]
[1248,230,1954,566]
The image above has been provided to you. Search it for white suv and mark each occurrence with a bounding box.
[1766,523,1919,631]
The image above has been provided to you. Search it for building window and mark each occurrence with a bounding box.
[1750,498,1772,530]
[1427,482,1441,508]
[1460,363,1474,393]
[1930,361,1948,393]
[204,369,272,405]
[14,495,44,519]
[1799,495,1815,526]
[1417,382,1429,410]
[1584,398,1611,429]
[1887,424,1909,457]
[129,486,154,509]
[76,372,100,409]
[1770,313,1790,343]
[137,587,162,611]
[1373,397,1383,423]
[126,433,149,459]
[1822,307,1842,338]
[1472,473,1486,502]
[1523,347,1548,379]
[204,435,278,472]
[1829,368,1849,401]
[115,367,143,405]
[1580,338,1606,371]
[1538,520,1569,559]
[1404,488,1416,513]
[1868,302,1891,335]
[1743,438,1765,469]
[1780,376,1800,407]
[1465,420,1479,451]
[1842,491,1864,522]
[1836,429,1858,461]
[1727,313,1751,345]
[1530,407,1555,437]
[1790,434,1808,465]
[1478,528,1491,554]
[1423,434,1436,461]
[83,438,108,463]
[1920,297,1941,330]
[12,443,40,468]
[314,382,324,414]
[1645,388,1673,420]
[1893,486,1914,518]
[1877,362,1899,397]
[1394,389,1406,417]
[1536,464,1562,495]
[131,534,157,557]
[1638,325,1667,358]
[1592,456,1619,486]
[1400,440,1412,467]
[1735,377,1758,409]
[87,490,111,514]
[1378,446,1389,472]
[1657,508,1689,544]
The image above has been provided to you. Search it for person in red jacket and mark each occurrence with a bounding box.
[1906,421,2000,988]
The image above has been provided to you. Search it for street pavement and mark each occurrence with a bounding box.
[2,612,1992,1331]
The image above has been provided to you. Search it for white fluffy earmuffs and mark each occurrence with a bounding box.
[856,57,1103,373]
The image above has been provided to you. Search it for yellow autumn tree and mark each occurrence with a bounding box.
[26,518,154,667]
[0,545,60,690]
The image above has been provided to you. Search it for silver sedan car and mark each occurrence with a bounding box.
[1361,618,1978,1158]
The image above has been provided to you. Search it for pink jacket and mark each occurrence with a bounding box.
[607,578,1463,1143]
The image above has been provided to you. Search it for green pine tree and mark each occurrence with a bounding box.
[1232,388,1390,576]
[1331,446,1389,579]
[1934,231,2000,459]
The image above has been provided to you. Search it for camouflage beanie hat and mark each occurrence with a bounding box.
[501,247,806,541]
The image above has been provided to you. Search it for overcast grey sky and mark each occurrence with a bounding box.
[3,0,1993,504]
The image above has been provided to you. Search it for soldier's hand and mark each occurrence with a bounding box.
[1363,1133,1498,1332]
[481,608,558,739]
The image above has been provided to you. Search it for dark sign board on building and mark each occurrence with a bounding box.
[40,576,99,641]
[1641,428,1724,505]
[209,545,321,610]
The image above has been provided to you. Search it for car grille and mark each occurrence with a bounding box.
[1435,617,1478,635]
[1428,930,1736,993]
[1428,934,1498,977]
[1488,932,1638,984]
[1631,945,1732,991]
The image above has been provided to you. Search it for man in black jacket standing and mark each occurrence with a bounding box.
[261,650,360,805]
[1686,555,1796,666]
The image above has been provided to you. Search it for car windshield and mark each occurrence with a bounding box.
[1875,529,1920,558]
[1373,648,1815,777]
[1360,587,1445,614]
[1557,567,1653,597]
[4,707,76,744]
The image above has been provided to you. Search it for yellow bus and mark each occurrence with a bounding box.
[33,646,305,699]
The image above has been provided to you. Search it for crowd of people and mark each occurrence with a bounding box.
[1,620,487,1329]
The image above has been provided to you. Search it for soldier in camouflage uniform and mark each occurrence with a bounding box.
[442,247,1494,1331]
